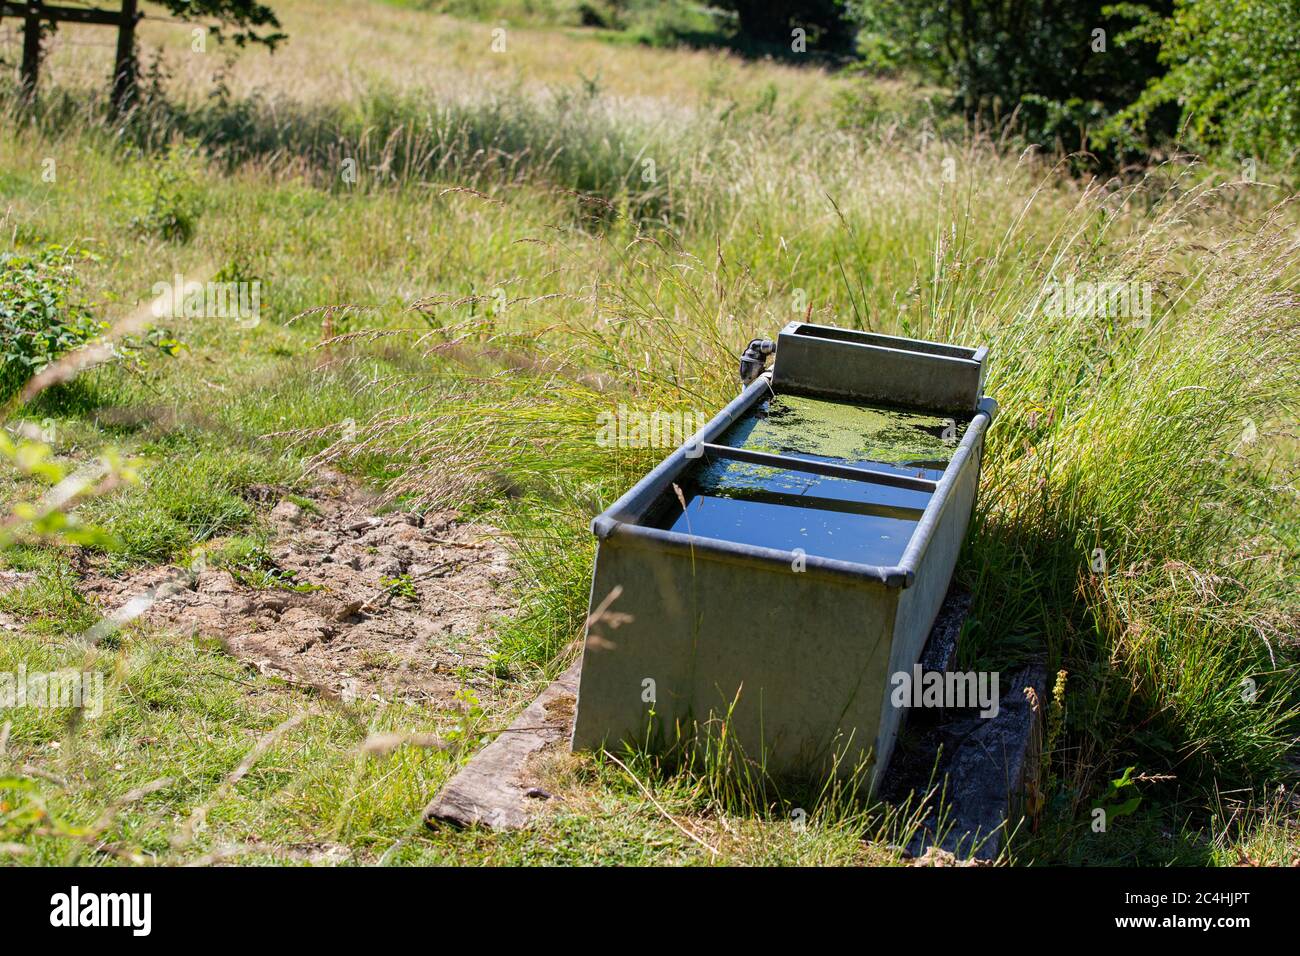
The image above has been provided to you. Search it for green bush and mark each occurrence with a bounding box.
[1102,0,1300,169]
[851,0,1298,170]
[112,144,205,243]
[0,245,103,401]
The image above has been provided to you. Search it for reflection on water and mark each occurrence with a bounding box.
[663,490,920,566]
[694,457,934,511]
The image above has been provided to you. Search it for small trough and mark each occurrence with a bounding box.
[570,321,997,789]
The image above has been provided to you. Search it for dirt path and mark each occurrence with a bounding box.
[81,471,516,704]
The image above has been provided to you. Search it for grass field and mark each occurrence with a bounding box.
[1,0,1296,865]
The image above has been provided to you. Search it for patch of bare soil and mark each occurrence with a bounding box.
[81,471,515,705]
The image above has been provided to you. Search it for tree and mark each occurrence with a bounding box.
[850,0,1174,158]
[152,0,285,49]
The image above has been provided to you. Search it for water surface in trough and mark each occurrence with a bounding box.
[662,483,922,565]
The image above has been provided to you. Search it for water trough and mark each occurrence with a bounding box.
[570,321,997,789]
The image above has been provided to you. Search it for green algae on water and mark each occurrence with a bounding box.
[723,393,968,467]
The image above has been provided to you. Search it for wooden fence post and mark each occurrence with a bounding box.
[19,0,43,101]
[110,0,138,114]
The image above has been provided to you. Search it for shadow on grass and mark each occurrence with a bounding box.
[5,81,679,224]
[957,492,1296,864]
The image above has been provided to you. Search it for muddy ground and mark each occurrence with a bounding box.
[80,471,516,704]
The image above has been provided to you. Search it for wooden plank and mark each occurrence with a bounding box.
[1,2,125,27]
[878,657,1047,863]
[424,659,581,830]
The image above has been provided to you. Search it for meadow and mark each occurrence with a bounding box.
[0,0,1296,865]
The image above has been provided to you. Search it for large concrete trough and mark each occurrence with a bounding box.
[571,321,997,788]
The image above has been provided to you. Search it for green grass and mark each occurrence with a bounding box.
[0,549,99,639]
[1,0,1297,866]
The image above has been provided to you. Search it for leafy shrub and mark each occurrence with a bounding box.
[617,1,725,47]
[1102,0,1300,169]
[0,245,104,401]
[113,144,205,243]
[851,0,1298,169]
